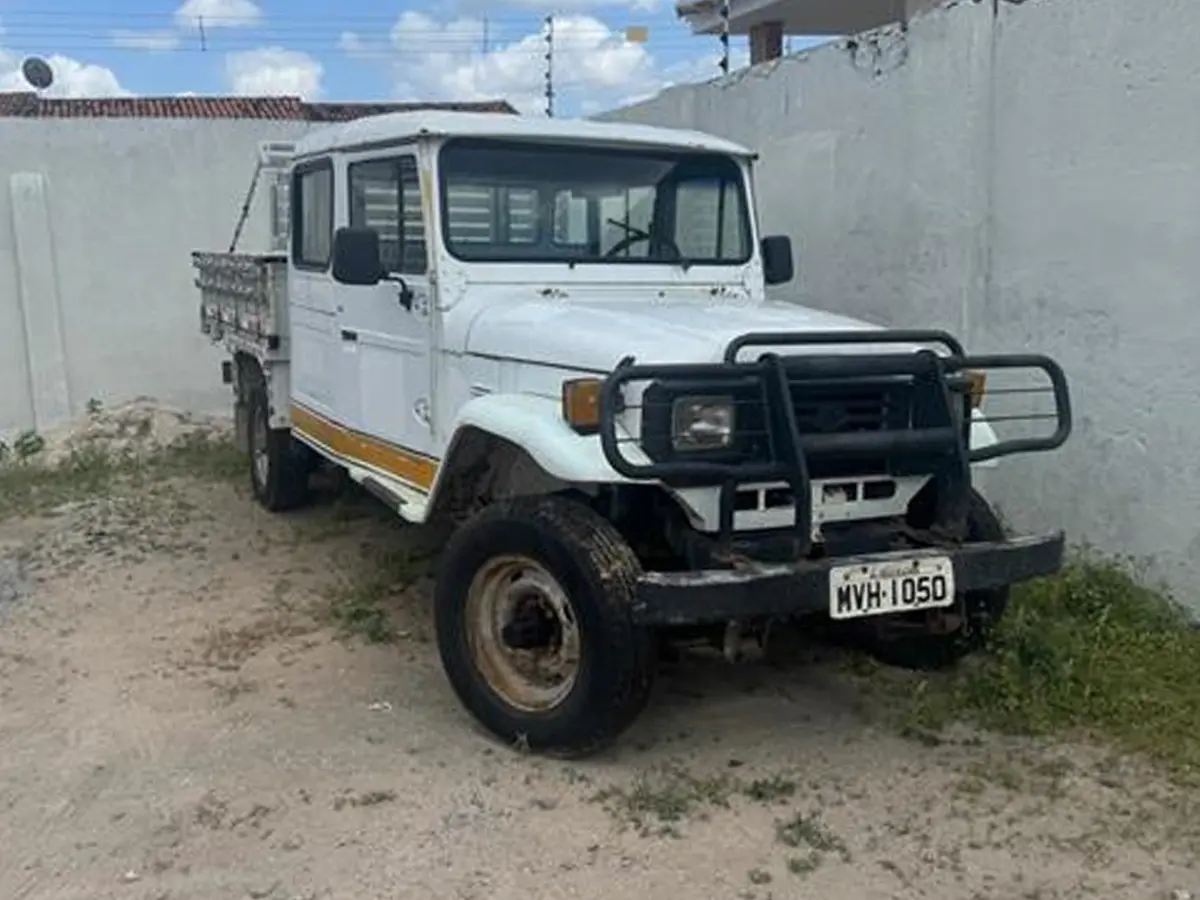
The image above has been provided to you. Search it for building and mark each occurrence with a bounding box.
[675,0,940,64]
[0,94,514,438]
[0,92,514,121]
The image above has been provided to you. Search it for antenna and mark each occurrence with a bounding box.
[544,15,554,118]
[21,57,54,91]
[719,0,730,74]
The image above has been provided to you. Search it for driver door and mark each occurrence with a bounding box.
[340,153,435,471]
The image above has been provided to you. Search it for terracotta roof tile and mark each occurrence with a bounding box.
[0,94,516,120]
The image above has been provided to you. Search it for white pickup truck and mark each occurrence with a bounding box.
[195,111,1072,756]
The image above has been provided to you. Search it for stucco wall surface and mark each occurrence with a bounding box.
[0,117,313,437]
[603,0,1200,600]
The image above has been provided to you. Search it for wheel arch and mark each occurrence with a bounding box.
[425,394,633,524]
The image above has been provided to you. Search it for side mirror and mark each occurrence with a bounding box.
[331,226,384,286]
[761,234,794,286]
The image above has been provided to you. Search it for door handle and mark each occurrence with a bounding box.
[398,283,414,311]
[384,274,415,311]
[340,329,358,342]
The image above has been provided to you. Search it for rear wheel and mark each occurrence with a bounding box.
[434,494,656,756]
[854,490,1010,671]
[246,379,311,512]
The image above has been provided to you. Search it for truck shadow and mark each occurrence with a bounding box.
[295,476,907,760]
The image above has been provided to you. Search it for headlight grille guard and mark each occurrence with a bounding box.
[597,329,1072,551]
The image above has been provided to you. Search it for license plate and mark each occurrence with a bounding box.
[829,556,955,620]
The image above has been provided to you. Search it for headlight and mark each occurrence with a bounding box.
[671,395,734,451]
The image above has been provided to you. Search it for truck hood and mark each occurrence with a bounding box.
[463,298,888,372]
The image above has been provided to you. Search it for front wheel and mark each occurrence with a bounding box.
[434,495,656,756]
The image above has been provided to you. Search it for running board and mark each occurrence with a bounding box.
[359,475,406,512]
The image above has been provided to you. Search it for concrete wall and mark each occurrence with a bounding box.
[0,118,313,438]
[603,0,1200,601]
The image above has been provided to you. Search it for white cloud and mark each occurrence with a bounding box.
[110,29,182,52]
[0,49,130,97]
[371,12,662,116]
[225,47,323,99]
[175,0,263,30]
[338,31,368,56]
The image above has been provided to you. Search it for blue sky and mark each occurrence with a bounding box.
[0,0,830,115]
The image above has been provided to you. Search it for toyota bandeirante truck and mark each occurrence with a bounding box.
[195,111,1072,756]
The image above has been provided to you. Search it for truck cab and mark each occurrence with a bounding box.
[196,111,1072,756]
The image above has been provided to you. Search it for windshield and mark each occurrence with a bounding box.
[437,138,753,266]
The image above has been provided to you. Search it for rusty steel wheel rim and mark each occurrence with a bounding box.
[464,554,581,714]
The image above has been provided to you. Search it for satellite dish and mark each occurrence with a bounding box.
[21,57,54,91]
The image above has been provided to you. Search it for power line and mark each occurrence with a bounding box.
[0,28,725,53]
[0,12,712,49]
[0,39,731,57]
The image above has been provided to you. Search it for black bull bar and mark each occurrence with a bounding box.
[596,329,1073,565]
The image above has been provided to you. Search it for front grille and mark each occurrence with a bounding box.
[792,388,892,434]
[789,382,912,478]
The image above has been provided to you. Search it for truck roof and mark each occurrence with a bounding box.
[292,110,756,159]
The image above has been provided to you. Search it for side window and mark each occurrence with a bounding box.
[292,162,332,269]
[348,155,427,274]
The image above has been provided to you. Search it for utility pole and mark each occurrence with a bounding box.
[544,15,555,118]
[198,15,208,51]
[482,16,489,54]
[718,0,729,74]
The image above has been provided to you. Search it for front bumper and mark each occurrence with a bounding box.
[630,530,1065,626]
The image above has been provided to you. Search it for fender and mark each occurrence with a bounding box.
[426,393,640,507]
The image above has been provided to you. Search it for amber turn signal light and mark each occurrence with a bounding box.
[562,378,602,431]
[965,370,987,409]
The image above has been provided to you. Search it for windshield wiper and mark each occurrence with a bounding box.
[604,217,691,270]
[606,217,652,244]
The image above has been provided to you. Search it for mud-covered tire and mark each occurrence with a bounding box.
[856,490,1010,671]
[246,379,311,512]
[434,494,656,756]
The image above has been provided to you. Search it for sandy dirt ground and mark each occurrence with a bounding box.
[1,437,1198,899]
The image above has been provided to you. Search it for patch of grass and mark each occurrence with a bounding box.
[325,546,432,644]
[590,764,736,834]
[787,852,823,876]
[0,444,127,518]
[775,811,851,861]
[743,774,798,804]
[900,555,1200,774]
[0,432,243,521]
[333,789,397,810]
[148,432,246,483]
[591,765,807,838]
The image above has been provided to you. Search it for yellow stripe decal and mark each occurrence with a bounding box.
[290,403,439,492]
